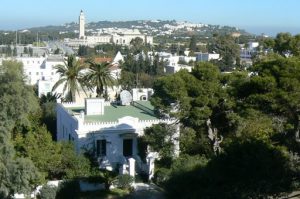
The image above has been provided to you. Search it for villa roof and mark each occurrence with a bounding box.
[67,101,158,123]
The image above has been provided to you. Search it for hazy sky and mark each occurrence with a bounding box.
[0,0,299,36]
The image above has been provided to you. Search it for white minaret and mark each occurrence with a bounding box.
[79,10,85,39]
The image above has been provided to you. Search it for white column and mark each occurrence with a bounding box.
[146,152,159,180]
[128,158,135,177]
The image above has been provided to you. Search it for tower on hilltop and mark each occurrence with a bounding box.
[79,10,85,39]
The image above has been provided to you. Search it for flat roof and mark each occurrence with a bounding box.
[67,101,158,122]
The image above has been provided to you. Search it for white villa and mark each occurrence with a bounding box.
[56,91,179,177]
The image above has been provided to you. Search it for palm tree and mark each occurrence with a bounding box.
[52,55,86,102]
[39,92,61,105]
[84,60,114,98]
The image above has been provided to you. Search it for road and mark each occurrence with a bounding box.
[45,41,75,55]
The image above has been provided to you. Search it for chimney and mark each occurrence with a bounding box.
[85,98,105,115]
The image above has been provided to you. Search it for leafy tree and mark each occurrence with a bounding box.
[165,139,296,199]
[54,48,60,54]
[6,46,12,56]
[208,34,240,71]
[52,55,86,102]
[151,63,227,156]
[0,61,42,198]
[189,35,197,52]
[10,158,43,197]
[120,53,164,89]
[23,47,28,54]
[77,45,88,56]
[61,142,91,179]
[259,37,275,50]
[16,127,91,180]
[29,47,33,56]
[130,37,145,54]
[13,46,17,57]
[0,61,39,126]
[274,32,293,56]
[39,92,60,140]
[236,56,300,144]
[290,34,300,56]
[143,124,176,161]
[17,126,62,179]
[119,70,136,90]
[84,60,114,98]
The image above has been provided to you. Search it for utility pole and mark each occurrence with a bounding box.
[36,32,39,47]
[15,31,18,45]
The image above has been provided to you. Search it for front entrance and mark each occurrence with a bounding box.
[123,139,133,157]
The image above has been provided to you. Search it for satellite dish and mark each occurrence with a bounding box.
[120,90,132,106]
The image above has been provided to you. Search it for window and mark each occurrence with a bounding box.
[123,139,133,157]
[123,40,125,44]
[96,140,106,156]
[36,72,39,75]
[29,72,31,75]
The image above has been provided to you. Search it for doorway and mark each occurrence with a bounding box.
[123,139,133,157]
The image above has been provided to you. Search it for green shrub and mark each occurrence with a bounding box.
[37,184,57,199]
[153,168,170,186]
[115,174,134,189]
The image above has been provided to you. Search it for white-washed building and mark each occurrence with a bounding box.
[56,96,179,176]
[195,52,220,62]
[65,11,153,48]
[0,55,65,96]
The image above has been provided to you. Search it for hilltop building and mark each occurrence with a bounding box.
[65,11,153,48]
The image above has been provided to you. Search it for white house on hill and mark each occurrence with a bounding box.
[56,92,179,177]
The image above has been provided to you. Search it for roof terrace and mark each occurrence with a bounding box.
[65,100,158,123]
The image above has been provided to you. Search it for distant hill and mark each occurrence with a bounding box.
[27,20,252,38]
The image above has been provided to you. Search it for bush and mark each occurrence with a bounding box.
[115,174,134,189]
[37,184,57,199]
[56,180,80,199]
[165,139,296,199]
[153,167,170,186]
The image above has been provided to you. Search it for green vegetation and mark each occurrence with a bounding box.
[83,61,114,98]
[52,55,87,102]
[2,28,300,198]
[120,53,165,89]
[33,41,46,47]
[143,51,300,198]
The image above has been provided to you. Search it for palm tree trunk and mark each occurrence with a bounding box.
[71,91,76,102]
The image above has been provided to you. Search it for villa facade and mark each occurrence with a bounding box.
[56,96,179,176]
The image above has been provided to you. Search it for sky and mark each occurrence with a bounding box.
[0,0,299,36]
